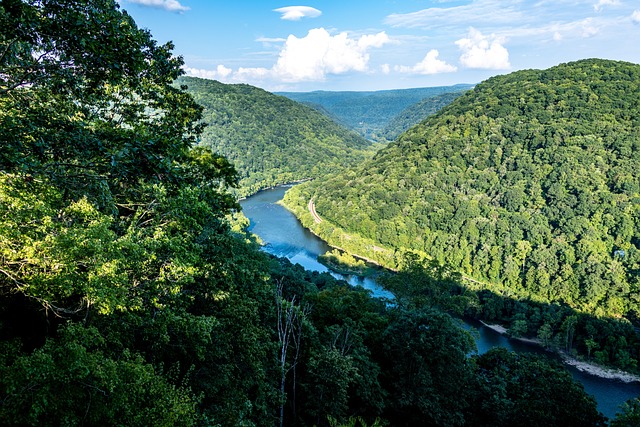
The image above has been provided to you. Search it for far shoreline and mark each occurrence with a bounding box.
[479,320,640,383]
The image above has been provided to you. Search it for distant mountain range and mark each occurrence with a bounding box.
[277,84,473,141]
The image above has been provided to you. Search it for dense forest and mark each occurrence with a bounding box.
[284,59,640,372]
[278,85,472,141]
[1,1,638,425]
[380,92,467,141]
[178,77,377,197]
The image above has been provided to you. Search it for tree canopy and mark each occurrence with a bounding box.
[288,59,640,318]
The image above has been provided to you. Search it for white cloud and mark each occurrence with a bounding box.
[124,0,189,13]
[396,49,457,74]
[235,67,271,81]
[594,0,620,12]
[271,28,390,81]
[184,65,232,80]
[571,18,599,37]
[632,10,640,24]
[455,28,510,70]
[357,32,391,49]
[185,29,390,85]
[381,64,391,74]
[273,6,322,21]
[499,17,600,41]
[256,37,287,43]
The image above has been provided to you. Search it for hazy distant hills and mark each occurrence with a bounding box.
[178,77,376,196]
[277,84,473,141]
[285,59,640,318]
[379,91,467,141]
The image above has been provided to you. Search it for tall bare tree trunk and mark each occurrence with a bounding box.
[276,280,308,427]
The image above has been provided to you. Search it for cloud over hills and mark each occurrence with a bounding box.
[188,28,390,83]
[396,50,457,74]
[456,28,510,70]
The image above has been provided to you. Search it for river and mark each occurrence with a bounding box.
[240,185,640,421]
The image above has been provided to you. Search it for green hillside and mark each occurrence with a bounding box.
[278,85,472,141]
[178,77,376,196]
[380,91,467,141]
[285,59,640,319]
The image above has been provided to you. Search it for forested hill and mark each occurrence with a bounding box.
[178,76,375,196]
[286,59,640,320]
[277,84,472,141]
[380,91,466,141]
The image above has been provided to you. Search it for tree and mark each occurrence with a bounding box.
[0,324,199,426]
[0,0,240,320]
[611,398,640,427]
[0,1,251,424]
[380,308,475,426]
[1,0,206,202]
[468,348,607,427]
[537,323,554,348]
[303,346,357,426]
[275,280,308,427]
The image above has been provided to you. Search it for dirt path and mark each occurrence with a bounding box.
[308,199,322,224]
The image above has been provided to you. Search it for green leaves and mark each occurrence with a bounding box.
[0,324,199,426]
[1,0,205,206]
[469,348,607,427]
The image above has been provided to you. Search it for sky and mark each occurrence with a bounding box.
[117,0,640,92]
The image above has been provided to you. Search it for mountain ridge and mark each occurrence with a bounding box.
[277,84,473,141]
[178,76,378,196]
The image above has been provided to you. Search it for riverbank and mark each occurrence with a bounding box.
[276,198,391,269]
[562,355,640,383]
[480,321,640,383]
[237,178,313,201]
[318,249,379,277]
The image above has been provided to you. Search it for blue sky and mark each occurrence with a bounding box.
[118,0,640,91]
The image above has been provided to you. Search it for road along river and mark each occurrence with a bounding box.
[240,185,640,420]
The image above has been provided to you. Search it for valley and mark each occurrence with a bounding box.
[242,185,640,420]
[2,2,639,425]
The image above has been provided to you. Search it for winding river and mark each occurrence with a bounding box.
[240,185,640,421]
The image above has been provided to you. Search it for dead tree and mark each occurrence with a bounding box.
[276,280,309,427]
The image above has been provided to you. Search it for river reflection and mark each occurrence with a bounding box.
[241,186,392,299]
[240,185,640,420]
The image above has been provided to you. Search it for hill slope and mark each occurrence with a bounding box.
[380,91,467,141]
[285,59,640,318]
[179,77,376,196]
[277,85,472,141]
